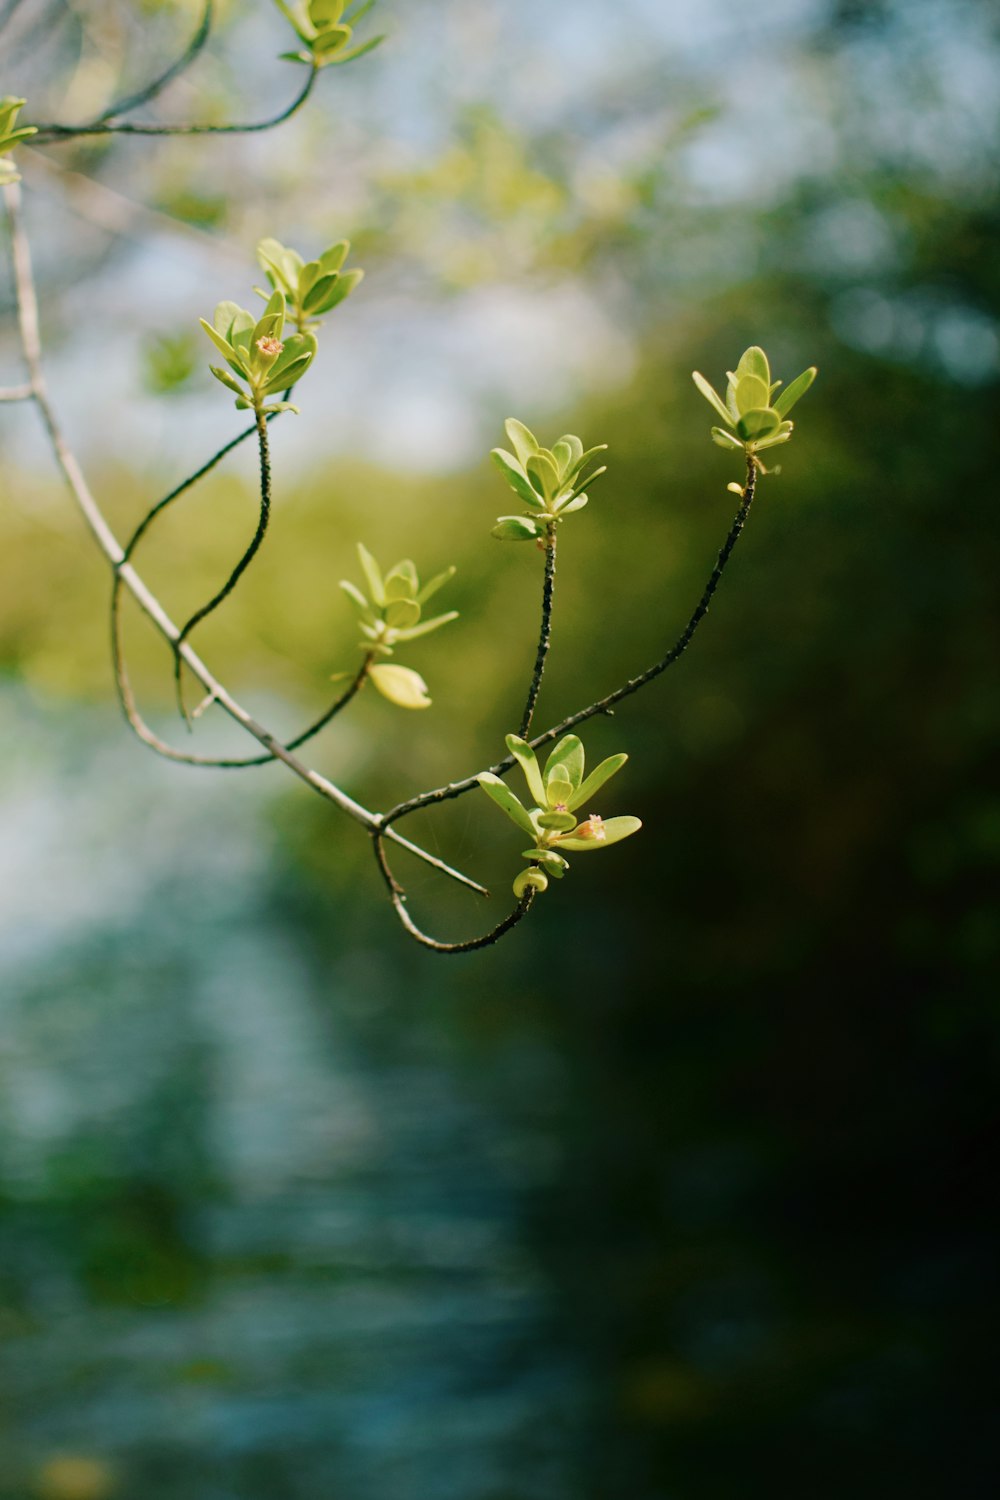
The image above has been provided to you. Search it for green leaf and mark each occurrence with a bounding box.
[384,559,418,596]
[312,24,353,56]
[751,428,794,452]
[566,444,608,484]
[521,848,569,876]
[555,815,642,851]
[551,439,573,476]
[505,734,546,807]
[319,240,350,273]
[711,426,745,450]
[384,597,421,630]
[327,33,385,64]
[256,238,294,293]
[736,346,770,386]
[736,407,781,442]
[490,450,544,509]
[310,267,364,312]
[513,867,548,898]
[199,317,237,362]
[266,332,317,382]
[415,565,456,605]
[309,0,346,25]
[526,451,559,501]
[368,663,431,709]
[391,611,459,642]
[557,493,589,515]
[556,434,583,469]
[478,773,536,834]
[491,517,541,541]
[302,272,340,314]
[357,542,385,606]
[537,810,578,831]
[733,373,770,415]
[773,366,817,417]
[692,371,733,425]
[546,776,574,809]
[504,418,538,466]
[212,300,244,338]
[339,578,371,613]
[566,753,628,812]
[209,365,247,397]
[544,735,585,793]
[260,356,313,395]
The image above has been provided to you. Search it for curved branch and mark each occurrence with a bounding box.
[28,60,318,142]
[93,1,215,126]
[3,179,485,900]
[382,458,758,830]
[518,523,556,738]
[174,404,273,720]
[372,827,535,953]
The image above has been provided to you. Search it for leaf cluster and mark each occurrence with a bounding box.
[0,97,36,187]
[256,237,364,331]
[340,545,458,710]
[491,418,608,540]
[272,0,385,69]
[479,734,642,895]
[693,346,816,463]
[199,291,316,412]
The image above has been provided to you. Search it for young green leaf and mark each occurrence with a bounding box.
[368,663,431,709]
[555,815,643,851]
[478,773,536,835]
[566,753,628,812]
[505,734,547,807]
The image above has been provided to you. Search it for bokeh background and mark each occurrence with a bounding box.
[1,1,998,1496]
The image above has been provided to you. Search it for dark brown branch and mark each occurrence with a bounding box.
[93,1,215,126]
[372,827,533,953]
[28,60,318,142]
[382,456,758,830]
[173,405,273,720]
[518,523,556,738]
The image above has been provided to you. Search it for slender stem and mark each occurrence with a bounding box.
[173,404,273,720]
[0,382,33,400]
[93,1,214,126]
[372,828,535,954]
[518,523,556,738]
[382,458,758,830]
[2,179,484,899]
[28,62,318,142]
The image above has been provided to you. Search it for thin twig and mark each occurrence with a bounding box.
[372,828,535,953]
[93,1,214,126]
[173,403,273,722]
[28,61,318,142]
[518,523,556,738]
[382,458,758,830]
[0,382,33,400]
[2,178,485,899]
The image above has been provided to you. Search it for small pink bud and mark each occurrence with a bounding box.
[576,814,606,841]
[256,336,284,359]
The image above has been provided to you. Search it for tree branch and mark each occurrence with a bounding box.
[174,403,274,722]
[28,60,319,142]
[92,1,215,126]
[518,523,557,738]
[2,178,486,900]
[382,458,758,830]
[372,828,535,954]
